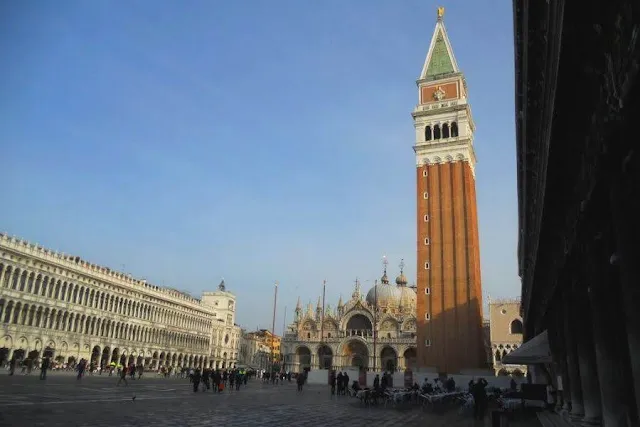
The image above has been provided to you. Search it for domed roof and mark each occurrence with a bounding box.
[365,282,401,308]
[398,286,417,311]
[395,273,408,286]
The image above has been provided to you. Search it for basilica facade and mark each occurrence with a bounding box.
[0,233,241,370]
[281,263,418,373]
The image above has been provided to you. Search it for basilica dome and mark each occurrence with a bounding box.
[365,281,401,309]
[398,286,417,311]
[395,273,408,286]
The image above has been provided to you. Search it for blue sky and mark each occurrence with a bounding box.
[0,0,519,333]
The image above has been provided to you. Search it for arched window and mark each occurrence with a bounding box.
[510,319,523,334]
[433,125,441,139]
[451,122,459,137]
[442,123,450,138]
[425,126,432,141]
[495,350,501,361]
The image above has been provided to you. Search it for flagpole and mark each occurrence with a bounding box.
[373,279,378,372]
[320,280,326,368]
[282,305,287,371]
[375,255,387,373]
[271,281,278,371]
[282,306,287,336]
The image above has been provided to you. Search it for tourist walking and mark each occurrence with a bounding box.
[192,369,201,392]
[39,357,49,380]
[296,372,305,392]
[77,359,86,380]
[117,365,129,387]
[8,356,17,376]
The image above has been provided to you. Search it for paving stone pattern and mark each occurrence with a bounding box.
[0,372,495,427]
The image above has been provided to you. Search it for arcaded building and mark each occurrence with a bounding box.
[0,233,240,370]
[412,8,484,373]
[511,1,639,425]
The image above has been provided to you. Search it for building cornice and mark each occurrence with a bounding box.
[413,139,477,175]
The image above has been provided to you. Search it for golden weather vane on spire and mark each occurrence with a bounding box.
[437,6,445,20]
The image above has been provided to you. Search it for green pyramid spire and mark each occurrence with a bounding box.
[425,29,455,77]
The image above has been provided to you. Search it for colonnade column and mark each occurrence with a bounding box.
[562,285,584,420]
[610,160,640,421]
[549,306,570,412]
[571,276,601,425]
[587,233,635,426]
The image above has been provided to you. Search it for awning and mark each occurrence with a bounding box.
[502,330,552,365]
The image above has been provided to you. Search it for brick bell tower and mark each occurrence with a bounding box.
[413,7,484,373]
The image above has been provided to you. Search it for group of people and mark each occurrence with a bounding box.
[115,363,145,386]
[188,368,249,393]
[329,371,350,395]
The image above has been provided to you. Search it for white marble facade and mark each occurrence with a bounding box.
[282,266,418,373]
[0,233,240,370]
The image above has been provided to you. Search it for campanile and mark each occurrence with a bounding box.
[413,8,484,373]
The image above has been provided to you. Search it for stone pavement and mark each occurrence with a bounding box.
[0,372,511,427]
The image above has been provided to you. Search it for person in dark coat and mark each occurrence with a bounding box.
[471,378,489,420]
[192,369,201,392]
[39,357,49,380]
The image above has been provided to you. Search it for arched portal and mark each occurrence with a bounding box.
[296,346,311,372]
[343,340,369,369]
[111,348,120,363]
[317,345,333,369]
[101,347,111,367]
[497,368,509,376]
[346,314,373,337]
[403,348,417,369]
[128,354,135,365]
[91,346,101,364]
[380,347,398,372]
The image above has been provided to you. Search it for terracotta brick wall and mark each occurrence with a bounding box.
[416,161,484,373]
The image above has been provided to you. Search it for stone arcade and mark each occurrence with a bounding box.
[0,233,241,370]
[513,1,640,426]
